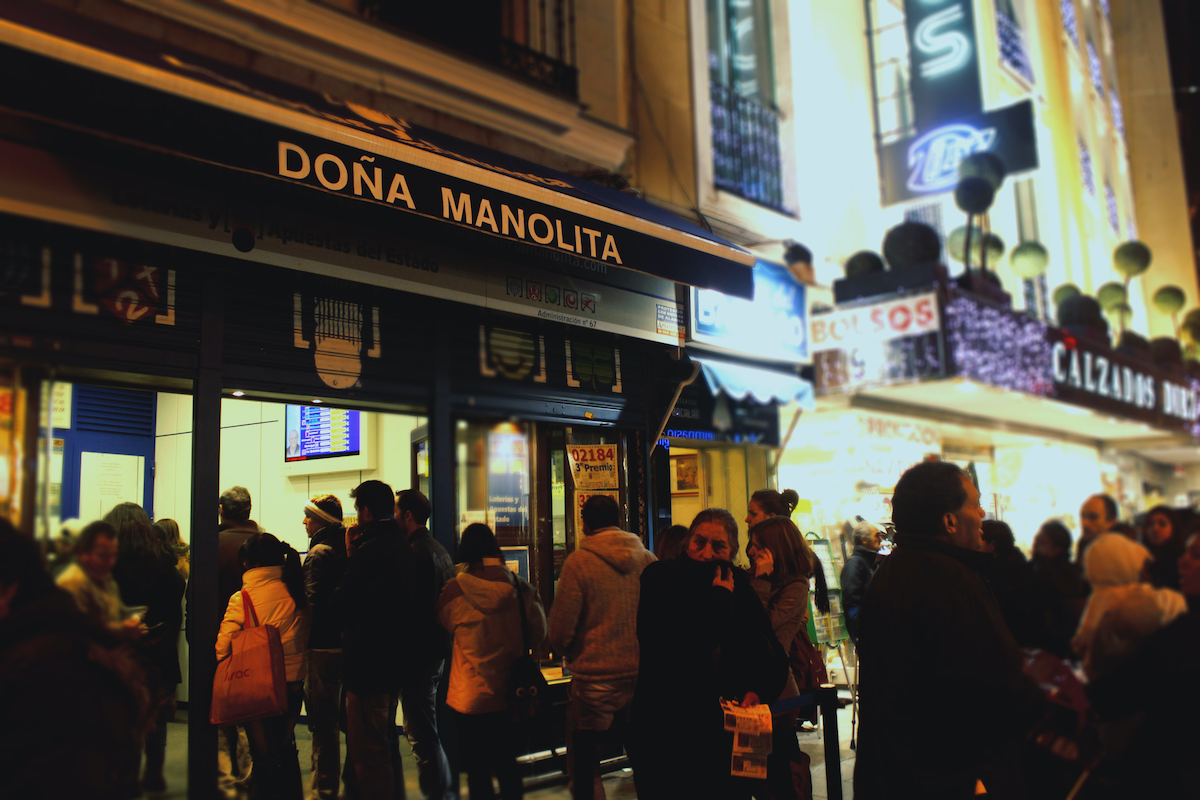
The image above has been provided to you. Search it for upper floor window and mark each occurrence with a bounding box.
[707,0,785,212]
[1061,0,1080,48]
[1079,139,1096,196]
[370,0,578,97]
[1110,91,1126,140]
[1086,41,1105,96]
[1105,184,1120,233]
[996,0,1035,84]
[868,0,916,146]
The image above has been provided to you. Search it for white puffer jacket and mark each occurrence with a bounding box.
[217,566,310,682]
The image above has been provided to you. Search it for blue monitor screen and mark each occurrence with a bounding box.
[284,405,361,462]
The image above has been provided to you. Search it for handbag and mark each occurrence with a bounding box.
[505,573,550,732]
[210,589,288,725]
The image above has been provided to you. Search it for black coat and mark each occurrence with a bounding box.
[854,534,1043,800]
[303,523,347,651]
[332,518,419,693]
[1087,595,1199,797]
[632,558,790,800]
[0,590,151,799]
[406,526,455,663]
[840,545,879,642]
[112,548,186,686]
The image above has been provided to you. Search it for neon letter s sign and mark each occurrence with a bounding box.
[914,4,971,78]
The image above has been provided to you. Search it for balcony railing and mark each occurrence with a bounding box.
[367,0,578,98]
[710,83,785,212]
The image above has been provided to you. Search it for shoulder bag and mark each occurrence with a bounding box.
[210,589,288,725]
[505,574,550,732]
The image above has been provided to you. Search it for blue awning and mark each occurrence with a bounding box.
[692,356,815,410]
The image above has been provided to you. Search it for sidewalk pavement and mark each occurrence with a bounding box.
[157,705,860,798]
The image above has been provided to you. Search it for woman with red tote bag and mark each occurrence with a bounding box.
[215,533,310,800]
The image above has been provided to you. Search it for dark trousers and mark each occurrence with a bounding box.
[344,689,405,800]
[400,659,452,800]
[453,709,522,800]
[305,650,342,800]
[245,682,305,800]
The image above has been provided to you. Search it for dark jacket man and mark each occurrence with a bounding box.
[841,521,882,643]
[855,462,1042,800]
[334,515,418,694]
[405,524,455,663]
[304,518,347,651]
[217,486,260,607]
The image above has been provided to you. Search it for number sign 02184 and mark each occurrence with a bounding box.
[568,445,619,490]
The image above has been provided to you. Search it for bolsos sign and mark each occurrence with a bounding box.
[811,293,939,352]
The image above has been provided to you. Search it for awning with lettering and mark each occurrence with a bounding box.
[0,4,755,298]
[692,355,815,410]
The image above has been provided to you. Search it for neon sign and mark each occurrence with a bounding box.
[905,124,997,193]
[914,4,972,78]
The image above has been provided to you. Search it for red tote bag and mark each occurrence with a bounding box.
[210,590,288,725]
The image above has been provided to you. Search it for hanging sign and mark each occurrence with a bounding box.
[904,0,983,131]
[567,444,619,490]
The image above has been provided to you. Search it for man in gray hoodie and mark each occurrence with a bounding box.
[548,494,655,800]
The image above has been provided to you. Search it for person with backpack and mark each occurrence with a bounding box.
[437,524,546,800]
[217,532,310,800]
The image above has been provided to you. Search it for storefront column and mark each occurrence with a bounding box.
[188,271,224,800]
[430,307,455,557]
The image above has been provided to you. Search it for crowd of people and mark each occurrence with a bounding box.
[2,468,1197,799]
[853,466,1200,799]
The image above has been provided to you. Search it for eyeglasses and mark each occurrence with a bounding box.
[1081,512,1102,521]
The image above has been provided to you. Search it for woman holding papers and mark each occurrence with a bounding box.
[632,508,789,800]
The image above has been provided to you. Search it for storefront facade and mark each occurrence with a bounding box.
[799,282,1200,558]
[0,8,757,794]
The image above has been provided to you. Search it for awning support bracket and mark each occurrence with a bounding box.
[650,360,701,458]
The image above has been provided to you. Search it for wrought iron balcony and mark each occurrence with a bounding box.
[710,83,785,213]
[366,0,578,98]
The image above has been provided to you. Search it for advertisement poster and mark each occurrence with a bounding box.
[566,444,619,490]
[487,432,529,529]
[573,490,620,549]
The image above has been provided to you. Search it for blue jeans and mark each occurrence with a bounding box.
[400,659,452,800]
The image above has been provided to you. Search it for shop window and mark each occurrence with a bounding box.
[1060,0,1079,49]
[456,420,533,559]
[996,0,1035,84]
[707,0,785,211]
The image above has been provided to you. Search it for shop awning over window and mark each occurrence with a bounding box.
[692,355,815,410]
[0,6,756,297]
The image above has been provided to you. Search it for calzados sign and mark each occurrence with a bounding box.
[811,293,939,352]
[1051,337,1199,424]
[567,445,619,490]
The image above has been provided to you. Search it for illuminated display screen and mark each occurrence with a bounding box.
[284,405,361,462]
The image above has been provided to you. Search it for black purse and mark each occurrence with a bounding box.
[505,573,549,731]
